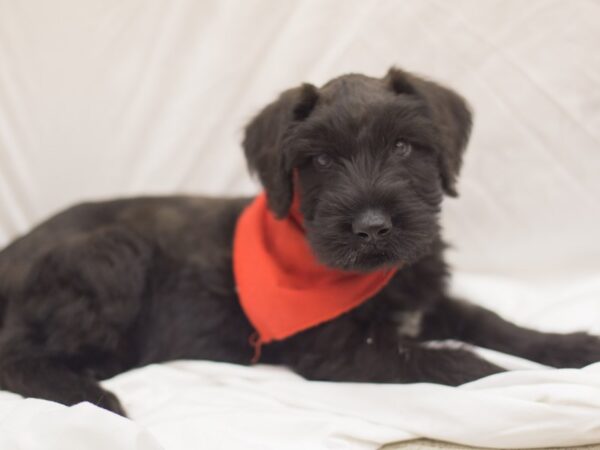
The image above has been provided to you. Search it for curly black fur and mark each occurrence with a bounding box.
[1,68,599,415]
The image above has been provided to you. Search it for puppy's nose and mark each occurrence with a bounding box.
[352,209,392,241]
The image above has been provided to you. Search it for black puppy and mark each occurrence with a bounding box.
[0,68,598,415]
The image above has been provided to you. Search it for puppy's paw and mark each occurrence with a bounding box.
[539,332,600,368]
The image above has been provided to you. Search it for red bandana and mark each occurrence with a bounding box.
[233,192,398,359]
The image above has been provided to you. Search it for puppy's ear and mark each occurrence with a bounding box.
[243,83,319,217]
[385,67,473,196]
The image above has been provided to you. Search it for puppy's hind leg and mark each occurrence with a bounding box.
[0,226,152,415]
[0,349,125,415]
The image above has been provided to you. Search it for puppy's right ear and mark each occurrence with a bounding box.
[243,83,319,218]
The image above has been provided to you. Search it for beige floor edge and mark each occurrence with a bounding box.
[382,439,600,450]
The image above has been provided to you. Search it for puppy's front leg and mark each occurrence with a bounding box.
[279,320,504,386]
[421,298,600,368]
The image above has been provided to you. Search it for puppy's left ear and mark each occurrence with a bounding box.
[243,83,319,218]
[385,67,473,196]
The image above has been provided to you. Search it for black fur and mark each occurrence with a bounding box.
[1,68,599,415]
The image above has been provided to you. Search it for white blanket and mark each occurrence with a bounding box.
[3,361,600,450]
[1,0,599,448]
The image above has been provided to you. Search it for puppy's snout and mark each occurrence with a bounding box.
[352,209,392,242]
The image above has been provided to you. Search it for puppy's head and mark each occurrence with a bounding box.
[243,67,472,272]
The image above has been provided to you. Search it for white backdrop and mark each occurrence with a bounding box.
[1,0,599,278]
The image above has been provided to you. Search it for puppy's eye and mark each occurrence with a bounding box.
[394,140,412,158]
[313,154,333,169]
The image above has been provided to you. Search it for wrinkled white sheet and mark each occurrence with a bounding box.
[1,0,600,448]
[3,359,600,450]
